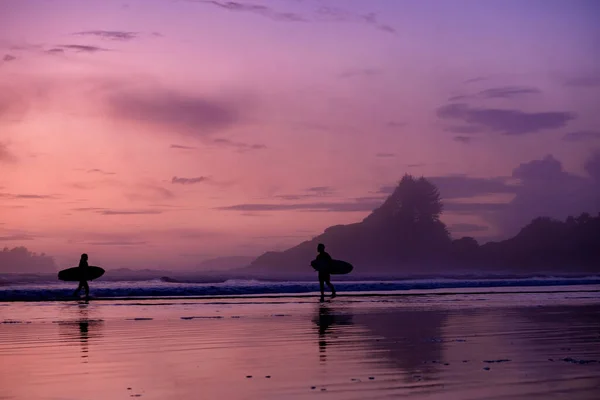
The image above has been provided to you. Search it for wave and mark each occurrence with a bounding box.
[0,277,599,301]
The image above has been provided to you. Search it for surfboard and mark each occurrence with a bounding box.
[311,259,354,275]
[58,266,105,282]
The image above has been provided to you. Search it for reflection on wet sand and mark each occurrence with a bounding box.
[312,304,354,362]
[57,301,104,363]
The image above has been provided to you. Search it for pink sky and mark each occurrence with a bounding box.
[1,0,599,268]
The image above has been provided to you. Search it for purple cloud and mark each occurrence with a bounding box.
[57,44,110,53]
[73,30,138,41]
[217,198,382,212]
[562,131,600,142]
[170,144,197,150]
[193,1,307,22]
[376,152,395,158]
[477,86,541,99]
[172,176,209,185]
[453,136,472,144]
[2,54,16,62]
[212,138,266,152]
[87,168,116,175]
[109,89,239,135]
[437,103,575,135]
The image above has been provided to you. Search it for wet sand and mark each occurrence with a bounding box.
[1,291,599,399]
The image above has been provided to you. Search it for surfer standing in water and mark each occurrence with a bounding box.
[313,243,336,302]
[73,253,90,299]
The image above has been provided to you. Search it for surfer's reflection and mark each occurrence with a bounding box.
[58,301,103,363]
[312,304,353,363]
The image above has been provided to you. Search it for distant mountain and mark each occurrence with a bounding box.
[247,175,600,275]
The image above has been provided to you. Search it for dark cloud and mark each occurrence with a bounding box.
[193,0,307,22]
[563,73,600,88]
[127,184,174,201]
[109,89,239,135]
[464,76,488,84]
[57,44,110,53]
[0,234,35,241]
[376,152,395,158]
[274,186,335,201]
[87,168,116,175]
[445,126,481,134]
[477,86,541,99]
[212,138,266,152]
[192,1,395,33]
[448,223,489,234]
[316,8,396,34]
[562,131,600,142]
[453,136,472,144]
[2,54,16,62]
[429,175,515,200]
[72,207,107,212]
[0,143,17,163]
[216,198,381,212]
[585,152,600,182]
[443,202,511,214]
[151,32,164,37]
[100,209,163,215]
[378,175,515,200]
[46,48,65,54]
[437,103,575,135]
[171,176,209,185]
[73,30,138,41]
[306,186,334,194]
[445,154,600,237]
[170,144,197,150]
[0,193,55,199]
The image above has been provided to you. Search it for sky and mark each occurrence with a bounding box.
[1,0,599,269]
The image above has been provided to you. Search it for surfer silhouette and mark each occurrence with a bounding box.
[312,243,336,301]
[73,253,90,299]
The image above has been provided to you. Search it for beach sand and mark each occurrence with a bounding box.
[1,291,599,399]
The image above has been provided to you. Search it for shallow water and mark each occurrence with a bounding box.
[1,292,599,399]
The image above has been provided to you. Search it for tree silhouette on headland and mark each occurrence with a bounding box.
[249,175,600,274]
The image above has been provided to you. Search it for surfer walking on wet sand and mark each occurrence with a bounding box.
[312,243,336,302]
[73,253,90,299]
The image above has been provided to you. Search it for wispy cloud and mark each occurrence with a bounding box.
[212,138,266,152]
[2,54,16,63]
[453,136,473,144]
[191,1,395,33]
[100,209,163,215]
[87,168,116,175]
[172,176,209,185]
[437,103,575,135]
[0,193,55,199]
[57,44,111,53]
[450,86,542,102]
[0,234,36,241]
[170,144,197,150]
[193,0,306,22]
[375,152,395,158]
[217,197,380,212]
[108,88,240,135]
[562,130,600,142]
[73,30,138,41]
